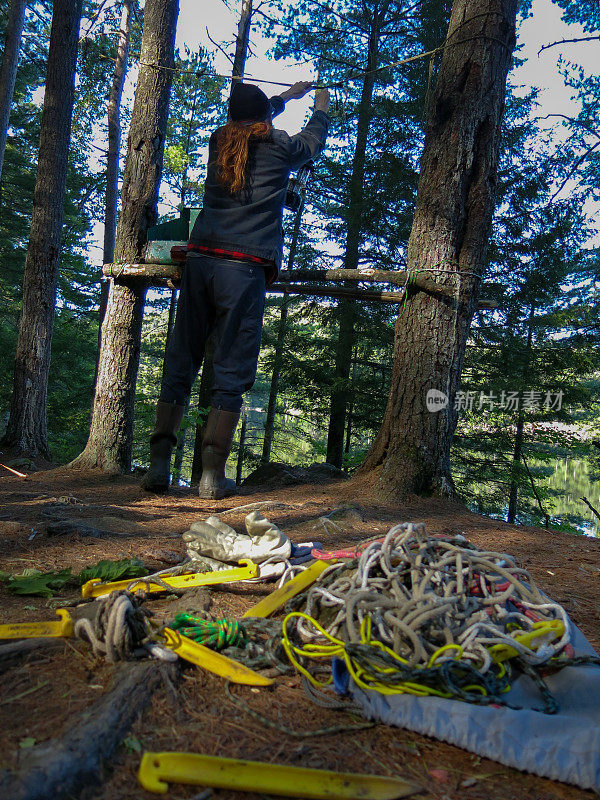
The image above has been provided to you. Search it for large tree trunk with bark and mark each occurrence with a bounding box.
[72,0,179,473]
[325,7,384,468]
[2,0,82,459]
[96,0,134,384]
[360,0,518,501]
[0,0,26,179]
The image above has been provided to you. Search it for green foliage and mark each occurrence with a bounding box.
[78,557,147,585]
[162,45,226,209]
[0,557,148,596]
[452,87,600,531]
[0,568,73,597]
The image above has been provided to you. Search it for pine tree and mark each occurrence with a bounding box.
[259,0,437,468]
[0,0,26,179]
[2,0,83,459]
[71,0,180,473]
[360,0,520,500]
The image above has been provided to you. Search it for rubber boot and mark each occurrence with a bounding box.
[197,407,240,500]
[140,401,186,492]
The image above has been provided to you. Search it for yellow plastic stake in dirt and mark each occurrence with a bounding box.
[0,609,74,640]
[81,559,258,598]
[243,560,332,618]
[138,752,419,798]
[159,627,273,686]
[489,619,566,663]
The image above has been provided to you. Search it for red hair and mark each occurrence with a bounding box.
[216,120,272,194]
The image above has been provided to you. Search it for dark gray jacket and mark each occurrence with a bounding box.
[189,98,330,280]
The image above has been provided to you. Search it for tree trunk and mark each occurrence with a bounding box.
[2,0,82,459]
[507,407,524,523]
[231,0,252,88]
[191,335,215,483]
[360,0,519,501]
[326,7,384,468]
[236,411,247,485]
[96,0,134,386]
[172,397,189,482]
[507,303,535,522]
[261,299,288,464]
[0,0,26,179]
[72,0,179,473]
[262,199,304,463]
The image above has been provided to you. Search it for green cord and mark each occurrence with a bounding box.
[170,613,247,650]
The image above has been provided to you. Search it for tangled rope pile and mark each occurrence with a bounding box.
[282,523,575,709]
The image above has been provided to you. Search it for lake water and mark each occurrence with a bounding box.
[467,456,600,537]
[545,456,600,537]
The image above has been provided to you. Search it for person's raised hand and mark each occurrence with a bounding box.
[314,88,330,113]
[281,81,314,101]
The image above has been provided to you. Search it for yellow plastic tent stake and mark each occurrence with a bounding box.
[489,620,565,663]
[243,559,331,618]
[0,609,73,640]
[159,627,273,686]
[81,559,258,598]
[138,752,419,798]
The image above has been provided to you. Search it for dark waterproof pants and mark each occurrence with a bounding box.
[159,253,266,413]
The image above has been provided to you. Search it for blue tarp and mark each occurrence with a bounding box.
[347,624,600,791]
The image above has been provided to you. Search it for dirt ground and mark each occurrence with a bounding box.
[1,466,599,800]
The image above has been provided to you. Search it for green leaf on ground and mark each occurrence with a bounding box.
[78,558,147,585]
[6,569,72,597]
[123,735,142,753]
[19,737,36,749]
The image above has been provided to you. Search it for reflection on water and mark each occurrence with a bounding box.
[546,457,600,537]
[463,456,600,537]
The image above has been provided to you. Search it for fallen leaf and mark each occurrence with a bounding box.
[19,737,36,749]
[429,769,450,783]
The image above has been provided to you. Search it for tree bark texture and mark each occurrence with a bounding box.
[326,6,386,468]
[74,0,179,473]
[360,0,518,501]
[2,0,82,459]
[0,0,26,179]
[231,0,252,87]
[96,0,134,383]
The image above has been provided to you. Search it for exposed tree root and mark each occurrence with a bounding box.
[0,660,177,800]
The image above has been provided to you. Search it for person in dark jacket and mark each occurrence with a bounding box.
[141,80,330,498]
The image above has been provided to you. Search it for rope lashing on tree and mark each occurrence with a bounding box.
[279,523,589,711]
[74,590,153,662]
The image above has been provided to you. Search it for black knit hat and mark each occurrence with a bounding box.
[229,82,271,122]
